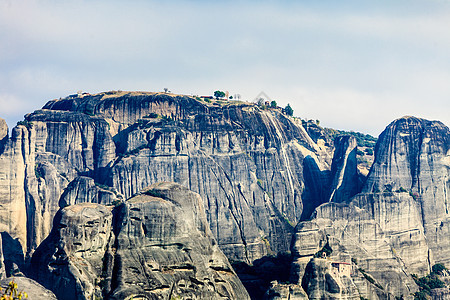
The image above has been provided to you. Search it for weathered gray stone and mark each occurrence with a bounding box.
[364,116,450,266]
[264,280,308,300]
[59,176,119,207]
[31,182,249,299]
[22,92,334,263]
[292,116,450,299]
[0,125,31,253]
[328,136,360,203]
[31,203,114,300]
[110,182,250,299]
[301,258,359,300]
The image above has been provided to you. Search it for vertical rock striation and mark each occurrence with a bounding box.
[31,182,250,299]
[0,92,334,264]
[291,116,450,299]
[31,202,114,300]
[364,116,450,265]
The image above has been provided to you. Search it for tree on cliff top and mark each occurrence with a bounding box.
[284,104,293,116]
[214,90,225,99]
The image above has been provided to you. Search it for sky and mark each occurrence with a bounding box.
[1,0,450,136]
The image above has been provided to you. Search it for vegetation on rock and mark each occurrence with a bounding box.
[412,264,448,299]
[214,90,225,99]
[0,281,28,300]
[284,103,293,116]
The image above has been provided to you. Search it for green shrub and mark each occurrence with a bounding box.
[257,179,263,188]
[412,266,447,299]
[364,148,374,155]
[146,112,158,118]
[358,268,384,289]
[432,263,447,274]
[144,189,164,198]
[413,291,428,300]
[314,242,332,258]
[284,104,293,116]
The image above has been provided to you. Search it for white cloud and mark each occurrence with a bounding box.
[1,0,450,134]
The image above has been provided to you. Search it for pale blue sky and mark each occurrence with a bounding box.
[1,0,450,135]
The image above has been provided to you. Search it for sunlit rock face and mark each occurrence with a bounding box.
[291,116,450,299]
[0,92,336,263]
[364,116,450,265]
[31,182,250,300]
[30,202,114,300]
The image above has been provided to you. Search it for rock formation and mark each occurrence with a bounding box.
[291,116,450,299]
[1,91,449,299]
[31,202,114,299]
[264,280,308,299]
[31,182,249,299]
[0,92,336,264]
[328,135,360,203]
[364,116,450,265]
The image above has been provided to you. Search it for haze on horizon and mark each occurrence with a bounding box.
[1,0,450,136]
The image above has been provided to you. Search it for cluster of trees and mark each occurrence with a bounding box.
[207,90,296,116]
[413,263,448,299]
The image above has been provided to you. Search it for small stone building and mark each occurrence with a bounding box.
[331,262,351,277]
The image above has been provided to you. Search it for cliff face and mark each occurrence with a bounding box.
[364,116,450,265]
[1,91,449,299]
[31,182,250,299]
[291,116,450,299]
[0,91,336,264]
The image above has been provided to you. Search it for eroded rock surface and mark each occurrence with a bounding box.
[364,116,450,265]
[264,280,308,300]
[291,116,450,299]
[31,203,114,300]
[31,182,249,299]
[0,92,336,264]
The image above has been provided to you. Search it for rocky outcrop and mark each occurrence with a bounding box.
[328,136,360,203]
[0,92,334,264]
[31,202,114,300]
[110,182,249,299]
[264,281,308,299]
[291,116,450,299]
[291,197,421,298]
[0,122,31,255]
[1,92,449,299]
[31,182,250,299]
[59,176,119,207]
[364,116,450,265]
[301,258,359,300]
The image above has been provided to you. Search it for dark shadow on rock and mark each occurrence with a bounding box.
[300,156,331,221]
[1,232,24,277]
[232,252,293,300]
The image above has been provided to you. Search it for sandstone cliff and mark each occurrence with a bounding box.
[0,91,337,264]
[1,91,449,299]
[291,116,450,299]
[31,182,249,299]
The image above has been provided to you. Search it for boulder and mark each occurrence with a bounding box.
[31,203,114,300]
[31,182,249,299]
[110,182,249,299]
